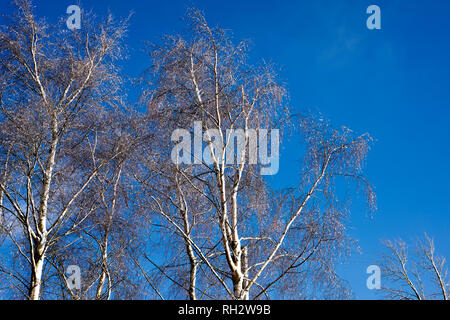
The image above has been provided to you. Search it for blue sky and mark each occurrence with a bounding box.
[3,0,450,299]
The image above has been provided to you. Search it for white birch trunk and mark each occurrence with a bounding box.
[29,253,45,300]
[29,117,58,300]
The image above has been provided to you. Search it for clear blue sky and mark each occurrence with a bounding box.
[4,0,450,299]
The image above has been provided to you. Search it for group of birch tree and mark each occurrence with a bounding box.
[2,0,444,301]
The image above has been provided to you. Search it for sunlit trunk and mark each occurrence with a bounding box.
[96,237,109,300]
[29,116,58,300]
[188,256,197,300]
[29,253,45,300]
